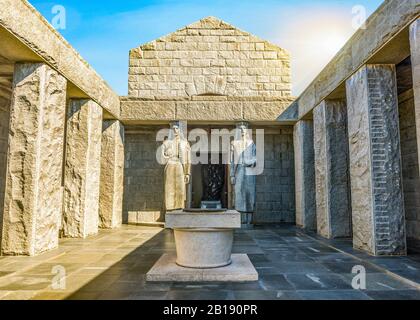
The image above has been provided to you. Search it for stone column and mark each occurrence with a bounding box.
[410,19,420,176]
[1,63,67,256]
[346,64,406,256]
[313,100,351,239]
[99,120,124,229]
[293,120,316,231]
[62,99,102,238]
[0,95,11,251]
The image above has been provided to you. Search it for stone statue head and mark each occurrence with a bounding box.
[173,124,180,137]
[169,121,186,140]
[235,122,250,140]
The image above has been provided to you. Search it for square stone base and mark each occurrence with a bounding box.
[146,253,259,282]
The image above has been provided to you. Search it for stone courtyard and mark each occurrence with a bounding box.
[0,225,419,300]
[0,0,420,300]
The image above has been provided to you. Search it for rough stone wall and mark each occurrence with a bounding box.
[99,120,125,229]
[346,65,406,256]
[399,90,420,242]
[0,94,11,248]
[346,68,374,253]
[62,100,103,238]
[129,17,291,98]
[326,102,352,237]
[313,100,352,239]
[255,129,295,223]
[313,105,328,235]
[2,63,67,256]
[294,120,316,230]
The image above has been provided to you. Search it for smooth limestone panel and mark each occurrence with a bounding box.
[293,120,316,231]
[313,100,351,239]
[99,120,125,229]
[346,65,406,256]
[2,63,67,256]
[62,100,102,238]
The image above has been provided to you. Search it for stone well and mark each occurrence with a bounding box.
[146,209,258,282]
[166,209,241,268]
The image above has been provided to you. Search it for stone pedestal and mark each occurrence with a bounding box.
[313,100,351,239]
[99,120,124,229]
[146,253,258,282]
[410,19,420,177]
[346,64,406,256]
[147,209,258,282]
[1,63,67,256]
[62,99,102,238]
[294,120,316,231]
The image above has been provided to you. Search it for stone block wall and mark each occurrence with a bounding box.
[123,128,165,224]
[255,129,295,223]
[399,90,420,242]
[129,17,291,98]
[123,127,295,224]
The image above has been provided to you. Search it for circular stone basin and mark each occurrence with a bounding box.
[174,228,234,269]
[166,209,241,269]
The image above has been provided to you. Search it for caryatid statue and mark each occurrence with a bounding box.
[230,122,257,223]
[162,122,191,211]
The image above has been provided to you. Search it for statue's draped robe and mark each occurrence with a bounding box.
[162,137,191,211]
[230,139,257,213]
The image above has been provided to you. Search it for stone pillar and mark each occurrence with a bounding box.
[62,99,102,238]
[1,63,67,256]
[99,120,124,229]
[410,19,420,177]
[346,64,406,256]
[313,100,351,239]
[293,120,316,230]
[0,95,11,251]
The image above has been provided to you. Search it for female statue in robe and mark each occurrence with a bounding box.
[230,122,257,217]
[161,122,191,211]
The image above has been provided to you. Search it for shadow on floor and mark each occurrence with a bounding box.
[63,225,420,300]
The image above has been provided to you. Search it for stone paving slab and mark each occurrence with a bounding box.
[302,230,420,290]
[146,253,258,282]
[0,224,418,300]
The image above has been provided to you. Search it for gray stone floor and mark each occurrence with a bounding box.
[0,224,419,300]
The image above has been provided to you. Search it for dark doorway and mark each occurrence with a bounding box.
[191,153,228,209]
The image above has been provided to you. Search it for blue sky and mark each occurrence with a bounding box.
[28,0,383,96]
